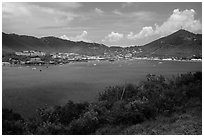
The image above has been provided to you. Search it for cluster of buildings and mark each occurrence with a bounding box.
[15,50,46,57]
[2,50,47,65]
[51,53,84,60]
[3,57,44,65]
[2,50,202,66]
[51,52,107,62]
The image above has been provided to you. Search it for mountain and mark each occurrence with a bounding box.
[2,29,202,58]
[137,29,202,58]
[2,32,109,56]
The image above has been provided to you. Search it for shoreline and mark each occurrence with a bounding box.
[2,58,202,67]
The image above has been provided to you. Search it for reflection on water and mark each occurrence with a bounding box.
[2,60,202,118]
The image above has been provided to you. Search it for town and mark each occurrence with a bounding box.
[2,50,202,66]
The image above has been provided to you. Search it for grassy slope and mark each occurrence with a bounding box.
[120,100,201,135]
[94,98,202,135]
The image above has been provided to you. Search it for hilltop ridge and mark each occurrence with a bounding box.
[138,29,202,58]
[2,29,202,59]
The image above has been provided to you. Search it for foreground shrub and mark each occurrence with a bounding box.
[98,84,139,102]
[95,124,126,135]
[33,122,68,135]
[53,101,89,125]
[169,72,202,99]
[25,101,89,134]
[2,109,25,135]
[67,109,99,134]
[34,101,89,125]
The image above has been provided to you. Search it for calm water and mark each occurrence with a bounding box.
[2,60,202,118]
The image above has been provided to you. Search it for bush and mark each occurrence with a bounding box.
[95,124,125,135]
[53,101,89,125]
[67,109,99,134]
[98,84,139,102]
[25,101,89,134]
[33,101,89,125]
[2,109,25,135]
[102,100,150,125]
[3,108,24,121]
[34,122,67,135]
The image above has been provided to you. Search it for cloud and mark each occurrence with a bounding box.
[30,3,79,24]
[3,2,79,20]
[2,2,80,34]
[3,3,31,18]
[113,9,154,21]
[127,9,202,40]
[155,9,202,36]
[28,2,81,12]
[122,2,134,8]
[95,8,104,14]
[127,26,154,39]
[113,9,123,16]
[102,32,124,42]
[60,31,91,42]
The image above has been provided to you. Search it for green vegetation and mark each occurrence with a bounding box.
[2,72,202,135]
[2,53,30,62]
[2,52,53,63]
[2,109,25,134]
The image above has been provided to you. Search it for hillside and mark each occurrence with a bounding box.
[2,32,109,56]
[137,29,202,58]
[2,29,202,58]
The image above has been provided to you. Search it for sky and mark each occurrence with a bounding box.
[2,2,202,47]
